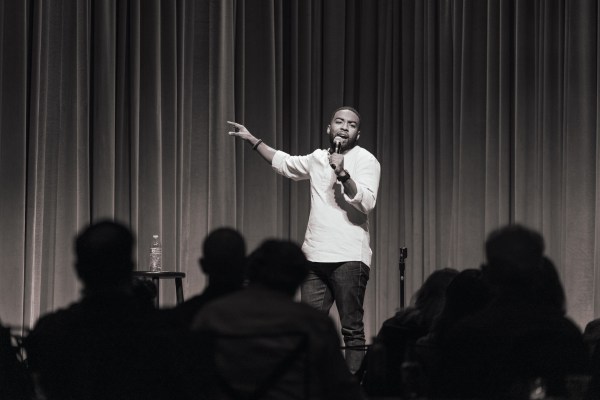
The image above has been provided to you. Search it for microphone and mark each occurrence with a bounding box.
[330,137,343,169]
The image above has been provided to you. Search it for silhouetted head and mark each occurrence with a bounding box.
[483,224,545,293]
[429,269,491,339]
[247,240,308,296]
[75,220,134,292]
[413,268,459,327]
[414,268,459,309]
[443,269,491,318]
[200,227,246,287]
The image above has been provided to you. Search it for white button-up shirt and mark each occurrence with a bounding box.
[272,146,381,267]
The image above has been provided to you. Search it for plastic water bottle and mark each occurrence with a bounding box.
[149,235,162,272]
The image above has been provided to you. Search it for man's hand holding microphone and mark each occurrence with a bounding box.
[329,137,345,175]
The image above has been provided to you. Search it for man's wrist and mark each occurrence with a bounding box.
[337,170,351,183]
[252,139,263,150]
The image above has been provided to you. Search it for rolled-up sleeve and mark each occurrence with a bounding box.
[345,155,381,214]
[271,150,312,181]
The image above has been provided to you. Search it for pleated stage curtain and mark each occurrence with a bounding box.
[1,0,600,339]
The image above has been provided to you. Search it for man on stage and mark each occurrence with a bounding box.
[227,107,380,373]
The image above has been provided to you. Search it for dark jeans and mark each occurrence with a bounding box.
[300,261,370,374]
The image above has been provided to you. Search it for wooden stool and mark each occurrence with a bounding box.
[132,271,186,308]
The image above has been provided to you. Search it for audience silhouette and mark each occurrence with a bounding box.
[17,222,598,399]
[25,220,187,400]
[420,268,491,347]
[191,239,364,400]
[435,224,589,399]
[533,256,567,315]
[417,268,491,396]
[360,268,458,397]
[163,227,246,328]
[1,321,33,400]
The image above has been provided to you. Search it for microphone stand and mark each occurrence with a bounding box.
[399,247,408,309]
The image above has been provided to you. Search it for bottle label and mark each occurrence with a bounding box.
[150,247,162,272]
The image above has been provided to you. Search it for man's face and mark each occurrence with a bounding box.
[327,109,360,151]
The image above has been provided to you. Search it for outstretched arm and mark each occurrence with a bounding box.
[227,121,276,164]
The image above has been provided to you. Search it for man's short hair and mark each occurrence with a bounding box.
[247,239,308,295]
[330,106,361,128]
[75,220,134,289]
